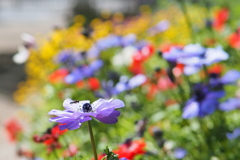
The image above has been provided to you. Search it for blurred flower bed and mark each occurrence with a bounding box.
[7,1,240,160]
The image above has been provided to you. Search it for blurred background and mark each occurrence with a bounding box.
[0,0,157,159]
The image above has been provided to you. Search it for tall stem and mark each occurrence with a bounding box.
[177,0,196,43]
[52,148,59,160]
[88,121,98,160]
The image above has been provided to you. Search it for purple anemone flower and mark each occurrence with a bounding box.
[163,44,205,62]
[115,74,147,93]
[95,74,146,99]
[219,98,240,111]
[183,70,240,118]
[65,60,103,84]
[96,35,121,51]
[178,46,229,75]
[56,50,82,65]
[182,83,225,119]
[121,34,136,47]
[226,128,240,140]
[173,148,187,159]
[148,20,170,35]
[48,98,125,130]
[95,81,119,99]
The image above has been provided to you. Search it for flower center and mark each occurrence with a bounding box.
[82,103,92,112]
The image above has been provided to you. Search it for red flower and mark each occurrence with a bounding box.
[146,70,177,100]
[76,77,100,90]
[33,125,67,153]
[5,118,23,142]
[129,45,154,74]
[113,139,146,160]
[208,64,224,75]
[96,139,146,160]
[213,7,229,31]
[87,77,100,90]
[228,28,240,49]
[49,68,69,83]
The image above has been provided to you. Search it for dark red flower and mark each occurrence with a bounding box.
[5,118,23,142]
[17,149,35,159]
[33,124,67,153]
[213,7,229,31]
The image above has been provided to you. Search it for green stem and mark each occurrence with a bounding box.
[177,0,196,43]
[52,148,59,160]
[88,121,98,160]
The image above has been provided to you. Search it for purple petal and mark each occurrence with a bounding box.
[97,116,118,124]
[220,70,240,84]
[48,109,72,117]
[96,110,121,124]
[182,101,199,119]
[206,90,225,99]
[128,74,147,89]
[199,99,218,117]
[174,148,187,159]
[219,98,240,111]
[59,120,81,130]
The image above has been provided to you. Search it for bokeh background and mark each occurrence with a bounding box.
[0,0,156,159]
[1,0,240,160]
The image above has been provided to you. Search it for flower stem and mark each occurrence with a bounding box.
[88,121,98,160]
[52,148,59,160]
[177,0,196,43]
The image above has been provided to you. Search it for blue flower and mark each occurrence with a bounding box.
[115,74,147,93]
[182,83,225,119]
[179,46,229,75]
[174,148,187,159]
[163,44,205,62]
[183,70,240,118]
[226,128,240,140]
[95,74,146,99]
[219,98,240,111]
[65,60,103,84]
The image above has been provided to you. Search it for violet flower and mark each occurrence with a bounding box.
[48,98,125,130]
[121,34,136,47]
[163,44,205,62]
[182,83,225,119]
[179,46,229,75]
[95,81,119,99]
[183,70,240,118]
[95,74,146,99]
[115,74,147,93]
[226,128,240,140]
[173,148,187,159]
[219,98,240,111]
[65,60,103,84]
[148,20,170,35]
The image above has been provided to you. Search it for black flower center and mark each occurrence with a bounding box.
[82,103,92,112]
